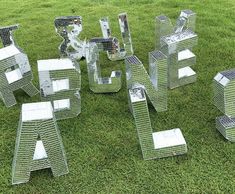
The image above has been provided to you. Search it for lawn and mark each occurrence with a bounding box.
[0,0,235,193]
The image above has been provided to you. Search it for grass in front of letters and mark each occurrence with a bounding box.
[0,0,235,193]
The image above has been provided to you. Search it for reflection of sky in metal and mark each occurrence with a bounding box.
[163,30,196,44]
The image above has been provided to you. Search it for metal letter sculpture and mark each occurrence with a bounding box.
[213,69,235,142]
[54,16,86,60]
[100,13,134,61]
[0,24,39,107]
[12,102,69,185]
[156,10,198,89]
[125,55,187,160]
[38,58,81,120]
[0,24,18,46]
[85,42,121,93]
[125,53,167,112]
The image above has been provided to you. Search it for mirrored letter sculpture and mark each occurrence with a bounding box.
[38,58,81,120]
[0,24,38,107]
[213,69,235,142]
[85,42,122,93]
[100,13,133,61]
[129,88,187,160]
[156,10,198,89]
[12,102,69,185]
[54,16,86,60]
[0,24,18,46]
[125,54,167,112]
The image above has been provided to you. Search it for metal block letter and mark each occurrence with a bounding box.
[156,10,198,89]
[85,41,122,93]
[38,58,81,120]
[0,24,38,107]
[129,88,187,160]
[213,69,235,142]
[100,13,134,61]
[125,53,167,112]
[54,16,86,60]
[12,102,69,185]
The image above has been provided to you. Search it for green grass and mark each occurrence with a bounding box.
[0,0,235,193]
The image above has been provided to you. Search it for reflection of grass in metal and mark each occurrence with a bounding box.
[86,43,122,93]
[6,64,20,72]
[0,41,3,48]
